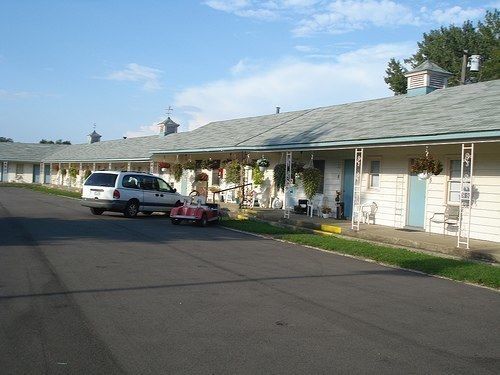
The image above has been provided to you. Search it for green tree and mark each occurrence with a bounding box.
[0,137,13,142]
[384,58,408,95]
[385,10,499,94]
[39,139,71,145]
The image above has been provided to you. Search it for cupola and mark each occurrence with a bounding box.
[404,60,453,97]
[158,117,180,137]
[87,130,101,144]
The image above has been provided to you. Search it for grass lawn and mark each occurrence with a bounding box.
[222,218,500,289]
[0,182,81,199]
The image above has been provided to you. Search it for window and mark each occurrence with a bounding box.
[157,178,174,192]
[139,176,156,190]
[122,175,139,189]
[84,173,117,187]
[369,160,380,188]
[448,160,461,203]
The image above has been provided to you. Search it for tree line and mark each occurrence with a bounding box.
[385,10,499,95]
[0,137,71,144]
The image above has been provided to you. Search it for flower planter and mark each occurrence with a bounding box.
[322,213,329,219]
[417,172,431,180]
[161,167,168,172]
[259,166,267,172]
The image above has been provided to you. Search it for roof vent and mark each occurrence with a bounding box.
[276,106,280,114]
[404,60,453,97]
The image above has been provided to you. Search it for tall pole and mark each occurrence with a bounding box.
[460,50,468,85]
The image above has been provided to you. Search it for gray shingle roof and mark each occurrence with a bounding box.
[4,79,500,163]
[43,135,170,162]
[151,79,500,153]
[406,60,453,75]
[0,143,67,162]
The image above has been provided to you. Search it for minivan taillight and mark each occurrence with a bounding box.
[113,189,120,199]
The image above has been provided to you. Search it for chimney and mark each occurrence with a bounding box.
[404,60,453,97]
[276,106,280,114]
[158,117,180,137]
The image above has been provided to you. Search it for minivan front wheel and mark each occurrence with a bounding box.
[124,201,139,218]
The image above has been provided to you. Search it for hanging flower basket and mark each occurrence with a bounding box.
[171,163,184,182]
[195,172,209,182]
[257,157,270,172]
[183,160,196,170]
[417,171,431,180]
[410,153,443,179]
[200,159,220,170]
[158,162,170,172]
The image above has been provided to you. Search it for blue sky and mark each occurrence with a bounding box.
[0,0,496,143]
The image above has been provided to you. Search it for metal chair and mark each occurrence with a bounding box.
[429,205,460,235]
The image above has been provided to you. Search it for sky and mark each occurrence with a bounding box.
[0,0,497,143]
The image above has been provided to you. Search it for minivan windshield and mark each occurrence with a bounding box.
[84,173,117,187]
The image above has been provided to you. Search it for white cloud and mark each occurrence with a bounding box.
[173,42,415,130]
[293,0,419,36]
[294,45,318,52]
[430,6,485,25]
[205,1,492,36]
[124,121,160,138]
[102,63,163,91]
[0,89,42,99]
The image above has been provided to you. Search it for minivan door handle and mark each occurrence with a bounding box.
[155,193,160,197]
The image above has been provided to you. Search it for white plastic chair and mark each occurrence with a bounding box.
[361,202,378,224]
[307,194,324,217]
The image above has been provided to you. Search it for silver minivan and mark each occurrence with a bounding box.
[81,171,185,217]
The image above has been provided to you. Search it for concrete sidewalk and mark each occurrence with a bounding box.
[230,206,500,263]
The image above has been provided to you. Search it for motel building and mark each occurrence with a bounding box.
[1,62,499,248]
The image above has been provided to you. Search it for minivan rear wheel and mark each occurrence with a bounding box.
[90,208,104,215]
[124,201,139,218]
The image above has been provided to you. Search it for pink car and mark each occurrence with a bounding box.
[170,199,221,226]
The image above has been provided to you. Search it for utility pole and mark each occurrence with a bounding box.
[460,50,469,85]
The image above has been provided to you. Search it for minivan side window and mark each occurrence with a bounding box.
[122,175,139,189]
[84,173,117,187]
[139,176,156,190]
[157,178,174,192]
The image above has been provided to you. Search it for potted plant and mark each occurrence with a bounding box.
[183,160,196,170]
[257,157,270,172]
[171,163,184,182]
[158,162,170,172]
[224,160,241,184]
[410,154,443,180]
[273,164,286,192]
[321,206,332,218]
[252,165,264,186]
[61,168,67,177]
[301,167,322,201]
[195,172,209,182]
[69,167,78,179]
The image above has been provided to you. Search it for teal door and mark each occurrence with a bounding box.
[44,166,51,184]
[407,173,426,228]
[343,159,355,219]
[32,165,40,183]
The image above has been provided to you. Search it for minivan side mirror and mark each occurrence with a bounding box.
[172,188,177,193]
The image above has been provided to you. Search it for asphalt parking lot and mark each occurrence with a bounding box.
[1,187,499,374]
